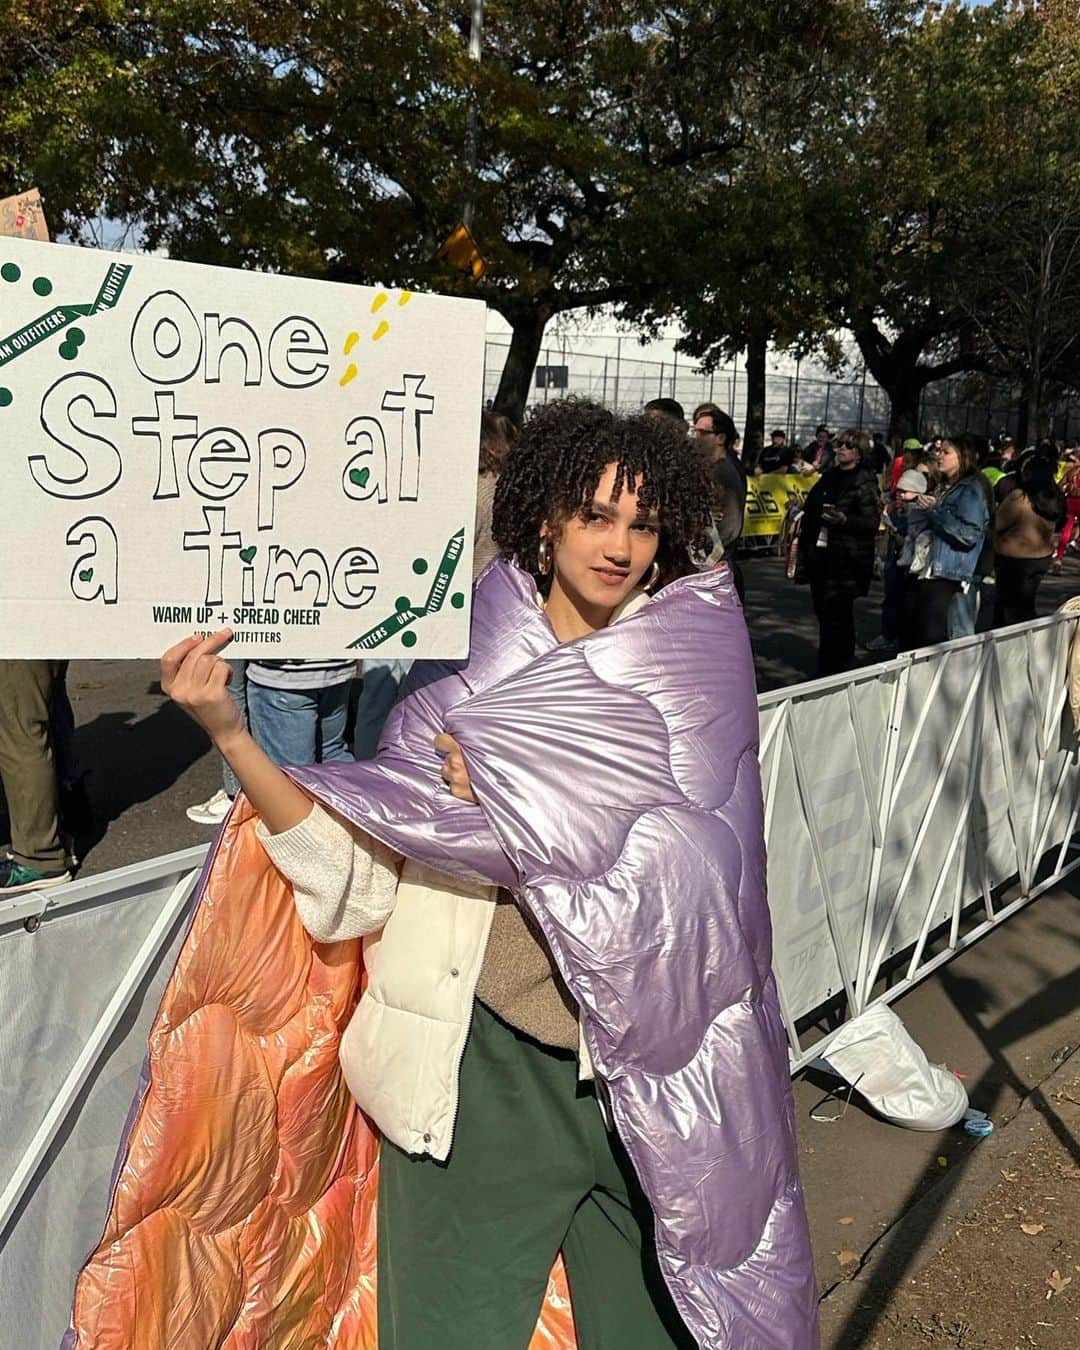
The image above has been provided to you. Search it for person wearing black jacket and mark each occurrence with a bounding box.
[796,430,882,676]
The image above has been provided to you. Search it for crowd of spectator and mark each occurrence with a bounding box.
[799,429,1071,677]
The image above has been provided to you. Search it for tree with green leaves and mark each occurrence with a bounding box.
[942,1,1080,442]
[617,3,869,458]
[802,0,1054,441]
[2,0,858,424]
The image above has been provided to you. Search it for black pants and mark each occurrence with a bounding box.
[898,574,960,651]
[810,576,858,677]
[994,554,1051,628]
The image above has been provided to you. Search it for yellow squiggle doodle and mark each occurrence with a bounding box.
[338,291,411,378]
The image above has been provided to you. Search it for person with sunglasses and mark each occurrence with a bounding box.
[690,403,747,602]
[794,429,881,676]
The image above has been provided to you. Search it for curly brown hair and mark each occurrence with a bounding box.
[491,399,713,589]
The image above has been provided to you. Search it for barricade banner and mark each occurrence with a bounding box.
[742,472,817,537]
[0,239,485,658]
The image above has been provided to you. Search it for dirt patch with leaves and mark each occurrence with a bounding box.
[859,1074,1080,1348]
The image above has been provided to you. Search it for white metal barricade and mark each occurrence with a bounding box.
[2,614,1078,1343]
[760,611,1080,1070]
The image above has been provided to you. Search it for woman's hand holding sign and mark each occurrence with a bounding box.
[161,628,313,835]
[161,630,244,746]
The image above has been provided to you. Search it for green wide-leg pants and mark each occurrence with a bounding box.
[377,1000,695,1350]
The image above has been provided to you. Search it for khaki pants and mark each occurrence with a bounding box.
[0,660,66,872]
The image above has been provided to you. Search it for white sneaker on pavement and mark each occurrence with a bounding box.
[185,789,234,825]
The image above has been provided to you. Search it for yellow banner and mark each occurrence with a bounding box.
[742,473,818,537]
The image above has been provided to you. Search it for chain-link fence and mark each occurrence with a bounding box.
[483,338,1073,445]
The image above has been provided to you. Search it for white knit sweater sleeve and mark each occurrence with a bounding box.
[256,802,401,941]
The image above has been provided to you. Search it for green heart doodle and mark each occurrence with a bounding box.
[240,546,257,564]
[78,568,93,583]
[349,467,371,489]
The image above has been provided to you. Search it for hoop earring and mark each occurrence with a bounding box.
[538,538,553,576]
[643,561,661,591]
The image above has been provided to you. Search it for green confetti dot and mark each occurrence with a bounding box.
[0,388,12,408]
[68,326,86,346]
[32,276,52,297]
[450,592,465,609]
[59,341,79,361]
[1,262,20,283]
[411,557,429,575]
[401,631,418,649]
[395,596,412,612]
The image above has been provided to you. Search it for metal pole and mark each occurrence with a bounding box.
[462,0,485,232]
[671,349,678,399]
[658,361,665,399]
[730,353,738,411]
[544,345,550,404]
[786,375,793,440]
[823,379,831,429]
[613,336,622,410]
[793,358,801,440]
[858,364,867,430]
[602,354,609,406]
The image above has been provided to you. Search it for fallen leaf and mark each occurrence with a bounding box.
[1047,1270,1072,1297]
[837,1251,860,1267]
[837,1216,855,1225]
[1001,1169,1019,1181]
[76,680,105,690]
[1021,1222,1046,1236]
[937,1156,949,1168]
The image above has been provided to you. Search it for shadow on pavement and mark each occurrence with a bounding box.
[68,703,210,862]
[826,877,1080,1348]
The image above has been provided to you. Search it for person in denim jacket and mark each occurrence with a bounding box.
[902,438,989,649]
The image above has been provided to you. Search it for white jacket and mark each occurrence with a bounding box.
[260,797,595,1162]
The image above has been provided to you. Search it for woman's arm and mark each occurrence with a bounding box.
[161,630,314,834]
[926,482,988,551]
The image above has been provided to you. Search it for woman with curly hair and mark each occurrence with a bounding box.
[153,400,816,1349]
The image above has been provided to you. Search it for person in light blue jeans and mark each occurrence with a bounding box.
[352,659,412,760]
[245,659,356,766]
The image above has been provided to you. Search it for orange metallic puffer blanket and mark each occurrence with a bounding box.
[66,800,576,1348]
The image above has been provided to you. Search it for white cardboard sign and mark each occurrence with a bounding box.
[0,239,484,657]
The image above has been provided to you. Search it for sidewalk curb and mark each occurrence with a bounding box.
[817,1045,1079,1346]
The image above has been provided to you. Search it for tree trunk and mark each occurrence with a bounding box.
[851,318,926,445]
[1019,379,1041,449]
[886,380,921,443]
[492,310,548,427]
[742,331,767,471]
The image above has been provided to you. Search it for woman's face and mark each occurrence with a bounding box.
[938,445,960,481]
[543,461,661,615]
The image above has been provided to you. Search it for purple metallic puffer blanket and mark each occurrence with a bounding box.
[292,558,819,1350]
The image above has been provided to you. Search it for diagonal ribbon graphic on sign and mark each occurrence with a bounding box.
[348,528,466,651]
[0,261,131,369]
